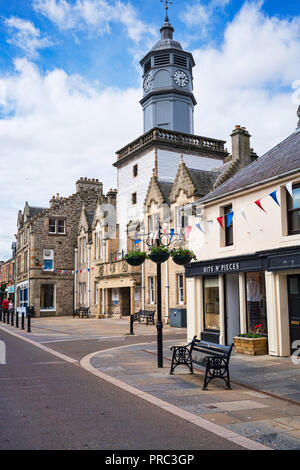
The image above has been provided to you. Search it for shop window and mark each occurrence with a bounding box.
[287,184,300,235]
[178,274,184,305]
[246,272,267,334]
[224,205,233,246]
[204,277,220,330]
[40,284,55,310]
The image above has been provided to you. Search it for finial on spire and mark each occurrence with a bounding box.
[161,0,173,21]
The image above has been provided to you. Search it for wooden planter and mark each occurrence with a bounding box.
[234,336,268,356]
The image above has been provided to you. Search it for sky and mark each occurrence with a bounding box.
[1,0,300,259]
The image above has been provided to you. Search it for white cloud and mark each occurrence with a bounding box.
[4,16,52,57]
[33,0,156,43]
[182,0,230,32]
[192,2,300,154]
[0,58,142,258]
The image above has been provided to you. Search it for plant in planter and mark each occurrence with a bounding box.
[234,331,268,356]
[123,250,148,266]
[171,248,197,266]
[148,245,170,264]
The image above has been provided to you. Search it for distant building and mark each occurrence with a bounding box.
[15,178,102,316]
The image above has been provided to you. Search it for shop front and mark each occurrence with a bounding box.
[186,246,300,356]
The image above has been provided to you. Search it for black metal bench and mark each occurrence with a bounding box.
[73,306,90,318]
[170,336,233,390]
[133,309,155,325]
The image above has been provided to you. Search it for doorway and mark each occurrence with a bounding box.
[287,275,300,353]
[225,274,240,345]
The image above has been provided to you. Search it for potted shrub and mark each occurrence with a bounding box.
[171,248,197,266]
[234,325,268,356]
[148,245,170,264]
[123,250,148,266]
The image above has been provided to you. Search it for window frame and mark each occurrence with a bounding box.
[287,184,300,235]
[224,204,234,247]
[48,218,66,235]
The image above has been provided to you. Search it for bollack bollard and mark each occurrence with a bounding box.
[10,311,14,326]
[6,310,10,325]
[21,312,25,330]
[15,311,19,328]
[2,309,6,323]
[0,308,2,322]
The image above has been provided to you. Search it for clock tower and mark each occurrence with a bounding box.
[140,13,196,134]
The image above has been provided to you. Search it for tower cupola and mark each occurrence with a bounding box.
[140,10,196,135]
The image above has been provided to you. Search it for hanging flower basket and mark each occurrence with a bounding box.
[171,248,197,266]
[123,250,148,266]
[148,246,170,264]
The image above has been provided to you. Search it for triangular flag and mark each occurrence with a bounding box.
[186,226,192,237]
[255,199,267,213]
[227,211,234,228]
[240,208,247,221]
[269,190,280,207]
[170,228,174,241]
[134,239,141,245]
[195,223,204,233]
[286,182,293,198]
[217,216,224,229]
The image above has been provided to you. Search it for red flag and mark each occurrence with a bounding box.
[217,216,224,229]
[255,199,267,213]
[186,226,192,237]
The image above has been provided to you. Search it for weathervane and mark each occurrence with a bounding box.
[161,0,173,20]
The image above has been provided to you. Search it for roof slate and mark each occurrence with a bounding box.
[200,130,300,203]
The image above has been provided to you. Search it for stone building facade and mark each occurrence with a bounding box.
[0,257,15,301]
[15,178,102,317]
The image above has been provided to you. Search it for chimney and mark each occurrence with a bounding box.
[231,126,252,164]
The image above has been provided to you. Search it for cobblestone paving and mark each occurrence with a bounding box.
[90,341,300,450]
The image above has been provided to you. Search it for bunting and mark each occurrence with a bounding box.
[255,199,267,213]
[227,211,234,228]
[269,190,280,207]
[217,216,224,230]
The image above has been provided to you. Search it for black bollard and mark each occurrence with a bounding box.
[6,310,10,324]
[27,313,31,333]
[10,311,14,326]
[21,312,25,330]
[0,308,2,322]
[2,309,5,323]
[130,314,134,335]
[15,311,19,328]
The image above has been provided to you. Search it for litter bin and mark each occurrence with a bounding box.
[169,308,187,328]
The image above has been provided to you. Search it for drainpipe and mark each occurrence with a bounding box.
[87,244,91,308]
[74,248,78,312]
[142,235,145,310]
[165,259,169,324]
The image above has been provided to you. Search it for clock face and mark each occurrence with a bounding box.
[143,75,152,93]
[173,70,189,87]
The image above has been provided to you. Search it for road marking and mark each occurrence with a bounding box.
[0,326,78,364]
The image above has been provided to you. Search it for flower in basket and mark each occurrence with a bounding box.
[255,323,262,334]
[148,245,170,263]
[170,248,196,266]
[123,250,148,266]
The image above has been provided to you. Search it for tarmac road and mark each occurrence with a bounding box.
[0,329,243,451]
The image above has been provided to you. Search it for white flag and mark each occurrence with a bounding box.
[286,182,294,198]
[240,207,247,221]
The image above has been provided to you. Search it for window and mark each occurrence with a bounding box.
[224,205,233,246]
[154,54,170,66]
[149,277,155,304]
[176,207,187,231]
[204,277,220,330]
[144,59,151,73]
[40,284,55,310]
[94,282,98,305]
[131,193,137,205]
[178,274,184,305]
[24,251,28,273]
[133,164,138,177]
[287,184,300,235]
[148,213,160,233]
[80,237,87,264]
[246,272,267,335]
[79,283,86,305]
[43,249,54,271]
[49,218,65,234]
[174,55,188,67]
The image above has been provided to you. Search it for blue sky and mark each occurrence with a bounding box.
[1,0,300,259]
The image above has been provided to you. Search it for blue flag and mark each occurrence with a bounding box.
[134,239,141,245]
[170,229,174,241]
[227,211,234,228]
[195,223,204,233]
[269,190,280,206]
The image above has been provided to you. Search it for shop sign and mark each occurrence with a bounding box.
[203,262,240,274]
[268,253,300,271]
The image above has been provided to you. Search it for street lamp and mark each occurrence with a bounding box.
[126,224,183,368]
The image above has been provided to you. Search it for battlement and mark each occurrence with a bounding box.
[76,177,103,193]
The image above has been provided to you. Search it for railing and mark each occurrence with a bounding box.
[116,127,227,161]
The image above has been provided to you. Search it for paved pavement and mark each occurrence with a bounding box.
[1,316,300,450]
